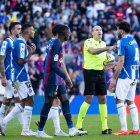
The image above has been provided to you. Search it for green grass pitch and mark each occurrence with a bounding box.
[0,115,140,140]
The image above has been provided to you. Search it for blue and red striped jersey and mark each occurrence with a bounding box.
[44,38,67,85]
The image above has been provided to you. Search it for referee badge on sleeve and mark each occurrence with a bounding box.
[54,54,58,61]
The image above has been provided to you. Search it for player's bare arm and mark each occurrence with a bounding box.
[112,56,124,79]
[61,59,73,88]
[109,56,124,91]
[0,55,7,87]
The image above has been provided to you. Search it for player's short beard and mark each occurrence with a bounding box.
[15,34,19,38]
[118,34,122,39]
[64,36,68,41]
[30,35,34,39]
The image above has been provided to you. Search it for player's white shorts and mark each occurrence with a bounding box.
[4,80,19,99]
[115,78,137,101]
[13,81,35,100]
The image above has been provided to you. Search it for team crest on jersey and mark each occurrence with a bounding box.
[46,44,52,50]
[54,54,58,61]
[14,89,18,94]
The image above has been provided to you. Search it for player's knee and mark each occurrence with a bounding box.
[115,98,123,104]
[3,98,11,106]
[45,96,54,103]
[85,95,93,104]
[21,99,26,107]
[52,98,59,107]
[14,97,20,103]
[98,96,106,104]
[61,100,70,113]
[25,96,34,106]
[126,100,134,106]
[58,94,68,102]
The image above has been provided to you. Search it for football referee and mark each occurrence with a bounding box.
[76,25,116,134]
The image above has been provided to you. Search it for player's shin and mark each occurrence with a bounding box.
[129,103,139,131]
[38,102,52,131]
[99,104,108,131]
[15,103,24,127]
[117,103,127,131]
[61,100,73,129]
[22,106,33,131]
[76,101,90,129]
[0,104,8,120]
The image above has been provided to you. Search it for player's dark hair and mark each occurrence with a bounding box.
[22,23,33,33]
[9,22,21,33]
[116,21,131,33]
[52,24,70,36]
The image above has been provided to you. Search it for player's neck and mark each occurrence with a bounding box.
[58,36,64,43]
[22,35,29,42]
[122,33,128,37]
[53,35,64,43]
[10,34,16,40]
[93,37,101,42]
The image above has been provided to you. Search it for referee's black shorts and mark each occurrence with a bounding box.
[83,69,107,96]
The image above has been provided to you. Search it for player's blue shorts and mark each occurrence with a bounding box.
[44,84,67,98]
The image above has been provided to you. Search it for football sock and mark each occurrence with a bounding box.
[47,110,52,120]
[76,101,90,129]
[99,104,108,131]
[117,103,127,131]
[51,107,61,133]
[129,103,139,131]
[3,104,23,125]
[38,102,52,131]
[22,106,33,131]
[15,103,23,127]
[0,104,8,119]
[61,100,73,128]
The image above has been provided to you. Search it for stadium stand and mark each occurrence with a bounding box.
[0,0,140,96]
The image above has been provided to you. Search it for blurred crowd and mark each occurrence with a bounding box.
[0,0,140,95]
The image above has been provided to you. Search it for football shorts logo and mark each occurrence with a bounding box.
[54,54,58,61]
[29,88,32,93]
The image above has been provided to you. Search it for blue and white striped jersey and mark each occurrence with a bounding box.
[118,35,139,80]
[12,37,29,81]
[0,37,14,80]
